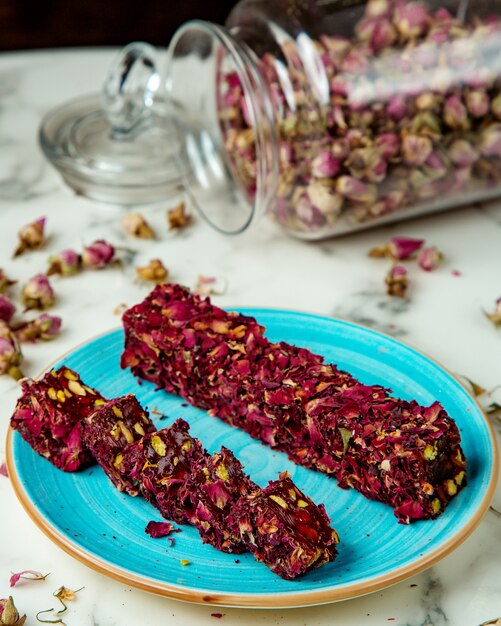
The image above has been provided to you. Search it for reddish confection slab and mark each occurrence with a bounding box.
[121,284,467,524]
[184,446,258,553]
[229,472,339,580]
[10,367,106,471]
[80,395,156,494]
[119,418,207,523]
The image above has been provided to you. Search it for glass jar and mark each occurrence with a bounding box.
[165,0,501,239]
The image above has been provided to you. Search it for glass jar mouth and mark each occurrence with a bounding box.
[164,20,279,235]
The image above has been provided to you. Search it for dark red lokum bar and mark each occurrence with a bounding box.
[10,367,106,471]
[184,446,258,553]
[118,418,207,523]
[79,395,156,494]
[121,284,467,523]
[229,472,339,580]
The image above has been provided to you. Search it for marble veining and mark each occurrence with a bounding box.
[0,48,500,626]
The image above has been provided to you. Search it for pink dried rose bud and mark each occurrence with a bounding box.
[0,269,16,294]
[82,240,115,269]
[13,216,46,258]
[347,147,388,183]
[385,265,409,298]
[376,133,400,159]
[0,295,15,324]
[305,182,344,218]
[443,95,470,131]
[480,124,501,158]
[418,246,443,271]
[465,90,490,118]
[401,134,433,166]
[394,0,431,39]
[448,139,479,167]
[356,17,397,52]
[336,176,378,204]
[9,571,49,588]
[167,201,192,230]
[0,597,26,626]
[424,151,448,179]
[47,248,82,277]
[122,212,156,239]
[387,94,408,121]
[136,259,169,283]
[485,297,501,327]
[369,236,424,260]
[310,151,340,178]
[21,274,55,311]
[491,92,501,119]
[0,322,23,380]
[14,313,62,343]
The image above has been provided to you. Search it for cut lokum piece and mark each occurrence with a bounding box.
[79,395,156,494]
[185,447,258,553]
[10,367,106,471]
[230,472,339,580]
[119,418,207,523]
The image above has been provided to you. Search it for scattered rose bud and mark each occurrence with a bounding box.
[0,295,15,324]
[304,182,344,218]
[485,297,501,327]
[14,314,62,343]
[465,89,490,118]
[0,270,16,294]
[82,240,115,270]
[136,259,169,283]
[47,249,82,276]
[13,217,46,258]
[10,571,49,588]
[21,274,55,311]
[194,275,227,297]
[0,322,23,380]
[369,236,424,260]
[167,201,192,230]
[122,212,156,239]
[145,521,179,538]
[385,265,409,298]
[443,95,470,131]
[417,246,443,271]
[0,597,26,626]
[310,151,340,178]
[401,134,433,166]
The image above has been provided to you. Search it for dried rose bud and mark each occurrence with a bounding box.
[0,322,23,380]
[122,212,156,239]
[480,124,501,158]
[465,90,490,118]
[448,139,479,167]
[0,295,15,324]
[14,313,62,343]
[47,248,82,277]
[491,92,501,119]
[0,269,16,294]
[387,94,408,121]
[82,240,115,270]
[21,274,55,311]
[385,265,409,298]
[356,17,397,52]
[418,246,443,271]
[0,597,26,626]
[13,216,46,258]
[167,201,192,230]
[302,183,344,221]
[369,236,424,260]
[486,297,501,327]
[394,1,430,39]
[347,147,388,183]
[336,176,378,204]
[443,95,470,131]
[136,259,169,283]
[310,151,340,178]
[401,134,433,166]
[364,0,391,19]
[376,133,400,159]
[424,151,448,179]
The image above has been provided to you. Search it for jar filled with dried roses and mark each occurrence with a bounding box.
[164,0,501,238]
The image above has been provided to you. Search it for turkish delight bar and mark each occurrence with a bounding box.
[79,394,156,494]
[229,472,339,580]
[118,418,207,523]
[10,367,106,471]
[184,446,258,553]
[121,283,467,523]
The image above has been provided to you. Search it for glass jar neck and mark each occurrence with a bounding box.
[164,20,280,234]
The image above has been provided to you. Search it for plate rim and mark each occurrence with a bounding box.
[6,310,500,608]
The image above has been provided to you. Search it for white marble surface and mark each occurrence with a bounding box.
[0,48,501,626]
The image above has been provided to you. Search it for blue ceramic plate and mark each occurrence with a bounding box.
[7,310,498,608]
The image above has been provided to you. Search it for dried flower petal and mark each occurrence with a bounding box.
[179,559,190,566]
[136,259,169,283]
[417,246,443,271]
[122,212,156,239]
[0,322,23,380]
[485,297,501,327]
[82,240,115,270]
[385,265,409,298]
[0,270,16,294]
[47,249,81,277]
[465,90,490,118]
[145,521,178,538]
[167,202,192,230]
[21,274,55,311]
[10,571,49,588]
[0,463,7,477]
[13,217,46,258]
[0,296,15,325]
[0,597,26,626]
[194,275,227,297]
[14,314,62,343]
[211,613,225,619]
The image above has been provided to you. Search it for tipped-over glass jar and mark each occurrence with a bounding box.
[165,0,501,238]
